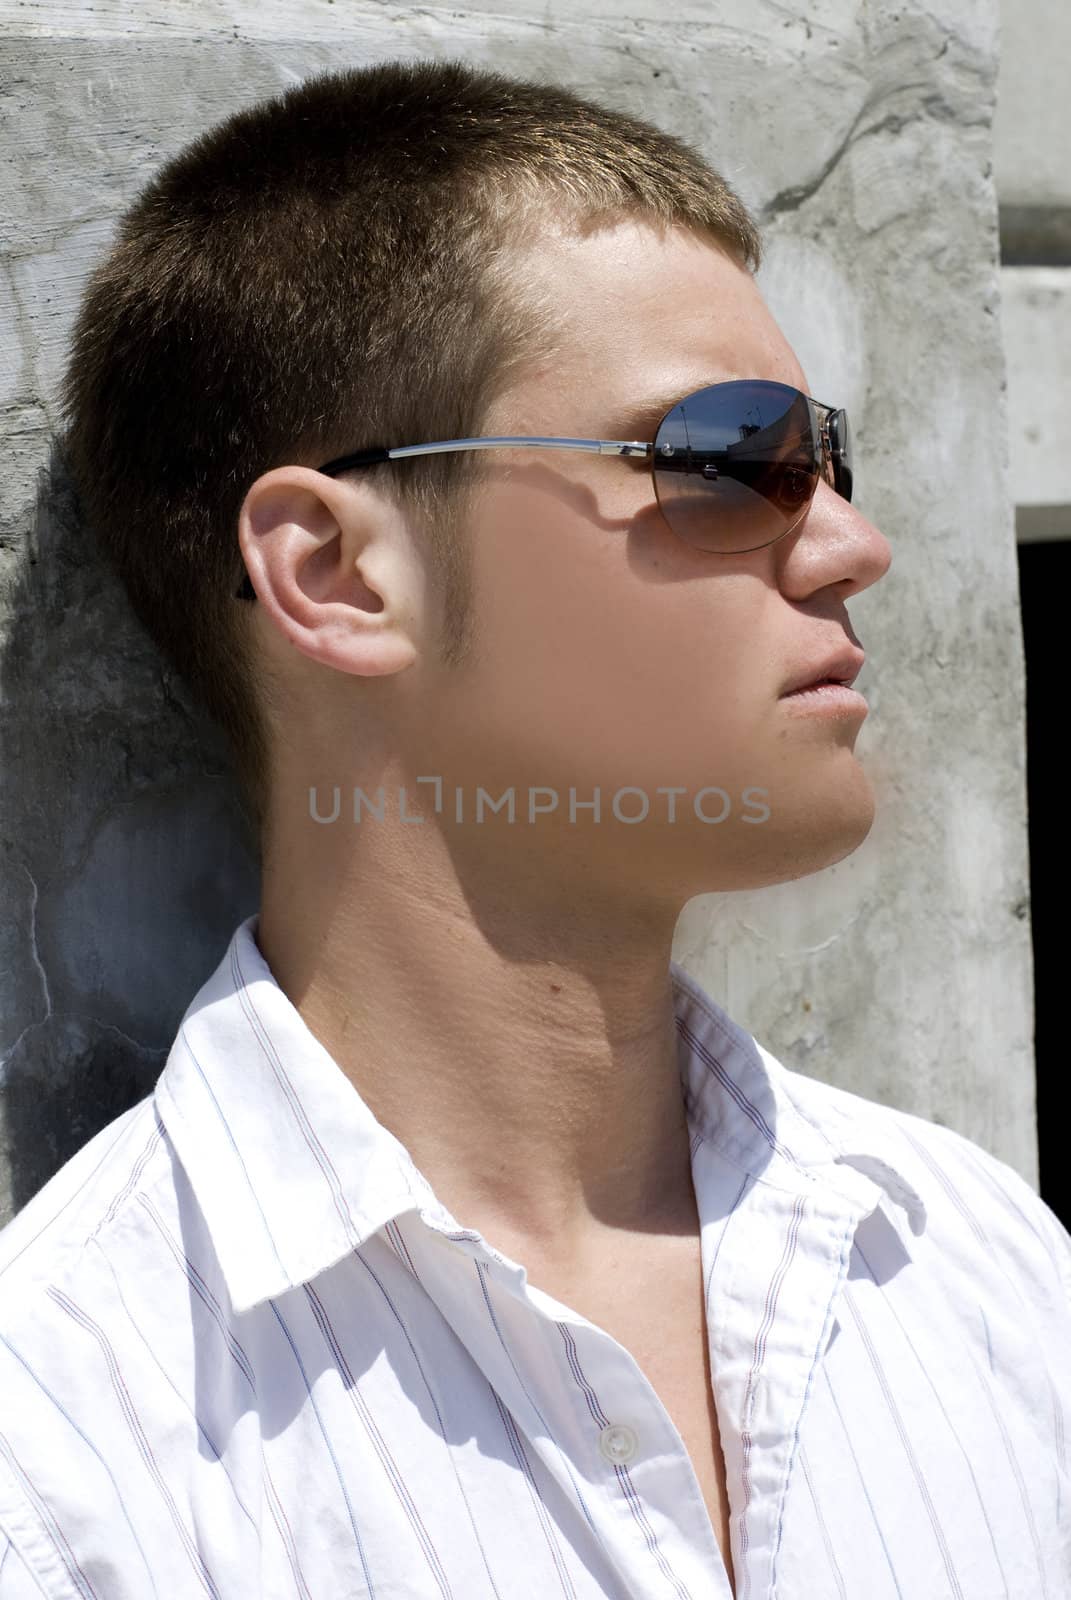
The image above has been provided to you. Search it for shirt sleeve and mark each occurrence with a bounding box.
[1039,1196,1071,1313]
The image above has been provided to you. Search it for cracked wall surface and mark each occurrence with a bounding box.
[0,0,1034,1224]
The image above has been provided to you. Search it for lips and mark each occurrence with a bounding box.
[780,647,865,697]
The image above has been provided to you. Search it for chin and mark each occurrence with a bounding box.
[692,773,877,894]
[767,789,877,886]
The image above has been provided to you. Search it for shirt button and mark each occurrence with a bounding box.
[598,1423,638,1465]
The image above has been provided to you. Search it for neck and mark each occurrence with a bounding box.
[256,803,697,1267]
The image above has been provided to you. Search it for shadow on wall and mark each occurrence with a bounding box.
[0,439,260,1222]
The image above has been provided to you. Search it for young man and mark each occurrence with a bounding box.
[0,58,1067,1600]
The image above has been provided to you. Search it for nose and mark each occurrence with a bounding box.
[777,478,892,600]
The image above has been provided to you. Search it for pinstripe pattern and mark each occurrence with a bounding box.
[0,912,1067,1599]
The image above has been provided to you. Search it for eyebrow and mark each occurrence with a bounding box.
[615,373,816,439]
[614,378,730,437]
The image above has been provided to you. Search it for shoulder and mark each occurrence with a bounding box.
[768,1042,1071,1319]
[0,1092,168,1308]
[0,1092,204,1594]
[670,961,1069,1321]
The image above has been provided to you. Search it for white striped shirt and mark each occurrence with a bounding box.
[0,912,1068,1600]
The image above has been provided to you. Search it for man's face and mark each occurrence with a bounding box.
[397,217,892,902]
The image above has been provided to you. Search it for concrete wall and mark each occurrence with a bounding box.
[0,0,1035,1225]
[1001,269,1071,535]
[993,0,1071,216]
[994,0,1071,540]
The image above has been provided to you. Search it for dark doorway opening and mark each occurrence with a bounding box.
[1018,535,1069,1230]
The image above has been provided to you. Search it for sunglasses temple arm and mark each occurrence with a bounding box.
[235,437,654,595]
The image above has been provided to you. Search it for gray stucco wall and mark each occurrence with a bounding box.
[0,0,1033,1225]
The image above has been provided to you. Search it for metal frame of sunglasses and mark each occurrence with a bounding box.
[234,378,851,599]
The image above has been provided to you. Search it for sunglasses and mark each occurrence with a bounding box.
[234,378,851,598]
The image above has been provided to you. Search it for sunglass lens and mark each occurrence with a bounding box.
[652,380,819,552]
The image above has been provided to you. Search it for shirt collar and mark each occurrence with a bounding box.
[154,915,925,1317]
[670,957,928,1233]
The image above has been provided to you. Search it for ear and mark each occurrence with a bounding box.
[237,466,421,678]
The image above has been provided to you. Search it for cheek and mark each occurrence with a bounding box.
[467,491,777,774]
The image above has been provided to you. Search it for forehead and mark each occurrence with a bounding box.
[510,217,809,424]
